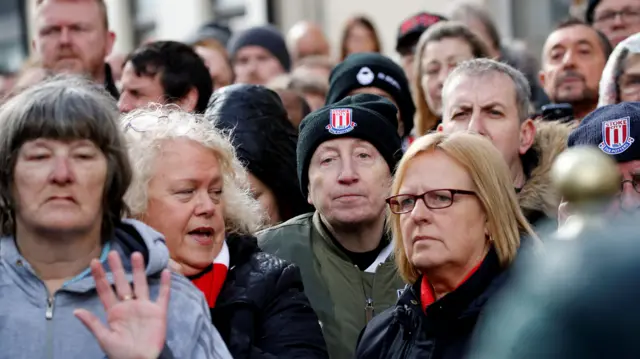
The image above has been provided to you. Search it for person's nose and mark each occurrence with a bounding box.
[194,190,217,217]
[49,156,74,185]
[117,95,133,113]
[59,27,72,45]
[409,196,433,224]
[467,111,489,136]
[561,50,578,69]
[337,158,359,185]
[620,185,640,213]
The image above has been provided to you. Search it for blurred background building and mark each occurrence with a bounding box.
[0,0,587,73]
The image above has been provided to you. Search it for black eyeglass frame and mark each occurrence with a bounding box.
[385,189,477,214]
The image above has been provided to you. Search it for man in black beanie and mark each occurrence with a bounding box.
[560,102,640,219]
[228,25,291,85]
[258,94,406,359]
[586,0,640,48]
[326,53,415,139]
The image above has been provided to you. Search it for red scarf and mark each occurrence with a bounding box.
[190,241,230,308]
[420,259,484,313]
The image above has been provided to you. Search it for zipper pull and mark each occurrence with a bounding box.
[365,298,374,323]
[45,297,55,320]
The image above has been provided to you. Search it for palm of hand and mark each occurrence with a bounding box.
[101,300,166,359]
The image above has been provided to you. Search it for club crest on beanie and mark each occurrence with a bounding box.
[297,94,403,197]
[568,102,640,162]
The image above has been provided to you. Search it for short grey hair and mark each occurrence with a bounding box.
[0,74,131,238]
[122,105,264,235]
[443,58,532,123]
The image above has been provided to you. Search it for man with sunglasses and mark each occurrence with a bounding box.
[257,94,405,359]
[562,102,640,221]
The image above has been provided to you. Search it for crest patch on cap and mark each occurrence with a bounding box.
[599,117,635,155]
[356,67,375,86]
[327,108,356,135]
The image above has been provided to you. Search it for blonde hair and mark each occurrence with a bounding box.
[122,105,264,235]
[391,132,539,283]
[412,22,490,136]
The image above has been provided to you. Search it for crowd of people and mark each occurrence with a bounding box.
[1,0,640,358]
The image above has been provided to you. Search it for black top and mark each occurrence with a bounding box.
[354,248,507,359]
[320,219,389,270]
[208,234,329,359]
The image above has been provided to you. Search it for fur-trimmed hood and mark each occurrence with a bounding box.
[518,120,576,224]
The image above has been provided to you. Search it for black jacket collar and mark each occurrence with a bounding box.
[399,247,506,321]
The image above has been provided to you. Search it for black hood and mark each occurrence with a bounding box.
[204,84,313,221]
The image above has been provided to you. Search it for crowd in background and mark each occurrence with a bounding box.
[2,0,640,358]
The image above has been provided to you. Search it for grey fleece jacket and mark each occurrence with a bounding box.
[0,219,232,359]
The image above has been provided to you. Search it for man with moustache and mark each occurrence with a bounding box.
[32,0,118,98]
[539,18,612,121]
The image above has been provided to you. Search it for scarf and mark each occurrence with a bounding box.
[189,241,230,308]
[420,259,483,313]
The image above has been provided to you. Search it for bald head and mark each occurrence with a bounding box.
[287,21,330,62]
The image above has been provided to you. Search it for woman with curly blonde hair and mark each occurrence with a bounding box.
[122,105,328,359]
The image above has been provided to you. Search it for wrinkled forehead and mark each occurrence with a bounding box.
[543,25,601,55]
[443,72,517,109]
[36,0,103,28]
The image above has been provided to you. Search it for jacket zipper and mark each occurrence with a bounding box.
[45,295,55,359]
[365,298,374,323]
[45,296,55,319]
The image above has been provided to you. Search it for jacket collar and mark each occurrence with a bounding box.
[0,219,168,294]
[311,211,393,267]
[398,247,505,321]
[518,119,576,223]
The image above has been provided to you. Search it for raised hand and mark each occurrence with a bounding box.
[74,251,171,359]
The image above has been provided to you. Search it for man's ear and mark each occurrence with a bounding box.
[538,70,546,89]
[519,118,536,155]
[178,87,199,112]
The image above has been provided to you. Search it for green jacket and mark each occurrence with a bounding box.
[257,212,405,359]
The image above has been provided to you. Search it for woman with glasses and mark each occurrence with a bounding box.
[599,32,640,106]
[354,131,540,359]
[121,106,328,359]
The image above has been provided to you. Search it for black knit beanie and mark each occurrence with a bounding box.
[585,0,602,24]
[325,52,415,137]
[568,102,640,162]
[227,25,291,71]
[297,94,403,197]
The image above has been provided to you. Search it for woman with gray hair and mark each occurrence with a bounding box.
[0,76,232,359]
[122,106,328,359]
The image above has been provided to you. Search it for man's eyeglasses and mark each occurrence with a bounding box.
[621,178,640,194]
[386,189,476,214]
[594,8,640,25]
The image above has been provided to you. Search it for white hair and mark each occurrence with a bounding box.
[121,104,264,235]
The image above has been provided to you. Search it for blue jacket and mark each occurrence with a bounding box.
[0,219,232,359]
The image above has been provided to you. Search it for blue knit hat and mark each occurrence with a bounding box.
[568,102,640,162]
[227,25,291,71]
